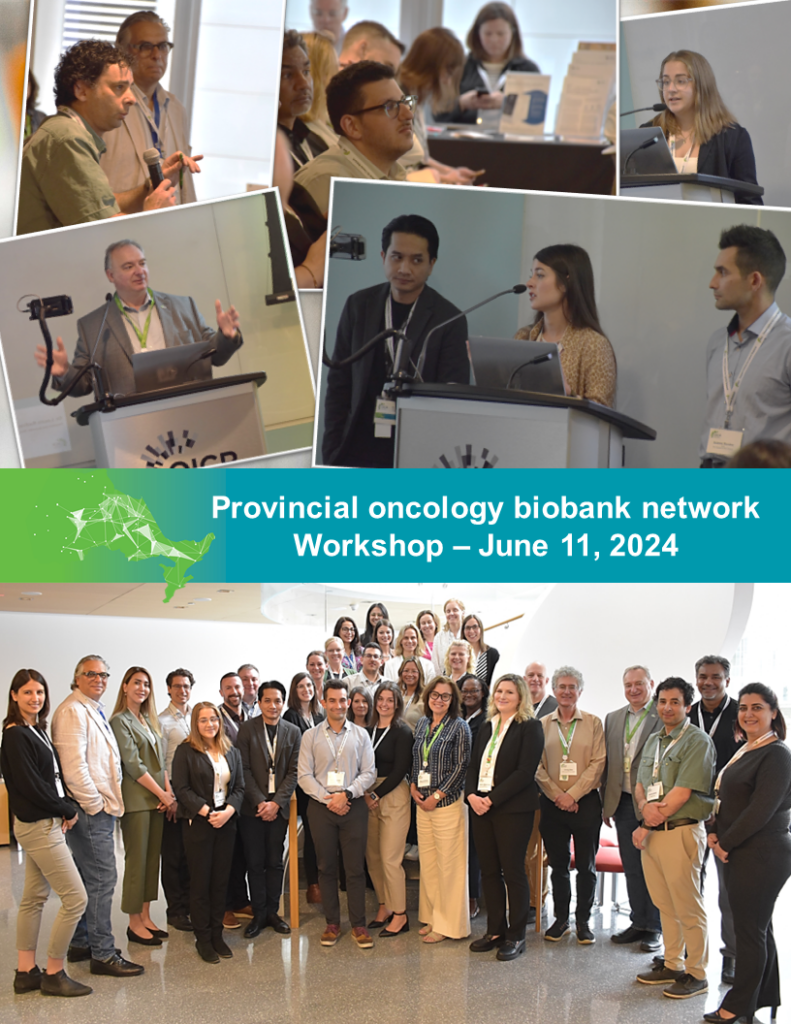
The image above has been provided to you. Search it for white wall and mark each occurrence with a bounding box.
[0,192,314,467]
[285,0,400,39]
[622,2,791,208]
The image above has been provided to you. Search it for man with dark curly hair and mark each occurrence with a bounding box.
[17,39,176,234]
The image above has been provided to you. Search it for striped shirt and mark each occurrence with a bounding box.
[411,715,471,807]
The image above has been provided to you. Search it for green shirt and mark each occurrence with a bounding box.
[636,718,716,822]
[17,107,120,234]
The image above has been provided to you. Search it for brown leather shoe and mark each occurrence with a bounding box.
[222,911,240,929]
[306,884,322,904]
[234,905,254,919]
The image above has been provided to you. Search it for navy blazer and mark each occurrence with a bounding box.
[237,717,301,819]
[171,742,244,819]
[640,121,762,205]
[465,717,544,814]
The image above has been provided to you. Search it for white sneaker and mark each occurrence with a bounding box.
[404,844,419,862]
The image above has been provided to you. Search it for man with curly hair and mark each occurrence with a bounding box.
[18,39,176,234]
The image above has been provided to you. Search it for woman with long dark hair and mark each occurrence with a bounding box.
[461,614,499,689]
[360,603,389,647]
[704,684,791,1023]
[1,670,90,997]
[515,243,617,407]
[334,616,362,672]
[641,50,761,205]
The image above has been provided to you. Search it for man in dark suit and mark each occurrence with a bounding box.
[322,213,469,467]
[34,239,242,398]
[237,681,301,938]
[602,665,663,951]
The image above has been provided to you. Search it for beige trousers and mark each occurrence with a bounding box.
[641,822,708,979]
[15,817,88,959]
[417,798,470,939]
[366,778,410,913]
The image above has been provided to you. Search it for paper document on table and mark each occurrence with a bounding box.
[499,72,552,137]
[555,75,613,139]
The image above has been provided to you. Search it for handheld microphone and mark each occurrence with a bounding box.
[413,284,527,381]
[620,102,667,117]
[143,147,165,189]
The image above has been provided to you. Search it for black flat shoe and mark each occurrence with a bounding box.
[470,934,504,952]
[244,918,264,939]
[126,927,162,947]
[147,927,169,940]
[40,970,92,998]
[14,966,42,993]
[703,1011,749,1024]
[167,915,193,932]
[380,916,409,937]
[369,913,393,929]
[90,954,144,977]
[212,937,233,958]
[496,939,525,961]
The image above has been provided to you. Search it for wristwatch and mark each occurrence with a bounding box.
[344,789,353,804]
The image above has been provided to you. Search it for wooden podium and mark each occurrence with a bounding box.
[74,372,267,468]
[620,173,764,204]
[393,383,655,468]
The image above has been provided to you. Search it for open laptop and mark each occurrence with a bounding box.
[620,126,677,176]
[132,341,214,394]
[468,336,566,395]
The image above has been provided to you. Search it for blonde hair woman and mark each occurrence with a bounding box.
[466,674,544,961]
[110,666,173,946]
[171,703,244,963]
[432,598,466,674]
[642,49,761,205]
[385,623,430,682]
[445,639,476,685]
[301,30,340,147]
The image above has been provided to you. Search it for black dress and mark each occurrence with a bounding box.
[716,742,791,1016]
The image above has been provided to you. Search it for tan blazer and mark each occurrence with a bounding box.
[110,708,166,813]
[51,690,123,817]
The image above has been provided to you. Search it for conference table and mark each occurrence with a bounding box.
[427,129,615,195]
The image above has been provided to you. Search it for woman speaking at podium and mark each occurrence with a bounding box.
[641,49,761,205]
[515,244,616,408]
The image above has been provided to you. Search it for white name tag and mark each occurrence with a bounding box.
[55,774,65,798]
[268,770,276,795]
[214,790,224,808]
[646,781,663,802]
[417,771,431,789]
[374,398,396,438]
[706,427,743,458]
[559,760,577,781]
[327,770,345,788]
[479,771,494,793]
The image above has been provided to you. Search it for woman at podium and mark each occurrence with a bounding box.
[515,244,616,408]
[641,49,761,205]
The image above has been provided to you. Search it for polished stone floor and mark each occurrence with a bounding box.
[0,834,788,1024]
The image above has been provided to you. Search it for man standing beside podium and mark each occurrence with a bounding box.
[322,213,469,467]
[34,239,243,398]
[700,225,791,467]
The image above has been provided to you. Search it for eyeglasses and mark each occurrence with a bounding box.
[429,692,452,703]
[350,95,417,119]
[131,41,174,55]
[82,671,110,681]
[657,76,693,89]
[199,716,220,725]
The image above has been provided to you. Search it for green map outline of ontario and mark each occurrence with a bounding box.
[60,484,215,603]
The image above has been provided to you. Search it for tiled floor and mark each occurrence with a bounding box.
[0,835,787,1024]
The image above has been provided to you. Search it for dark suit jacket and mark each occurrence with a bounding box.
[600,702,662,819]
[238,717,300,819]
[171,743,244,819]
[437,54,541,124]
[640,121,761,205]
[534,694,558,719]
[53,289,244,398]
[465,717,544,814]
[322,282,470,466]
[283,708,325,734]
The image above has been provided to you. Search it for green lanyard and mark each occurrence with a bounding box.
[115,289,156,349]
[624,700,653,746]
[485,717,502,762]
[422,720,445,766]
[556,718,577,758]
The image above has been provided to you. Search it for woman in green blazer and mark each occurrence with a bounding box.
[110,666,175,946]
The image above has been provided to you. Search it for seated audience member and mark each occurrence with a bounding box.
[641,50,761,205]
[18,40,176,234]
[535,666,606,945]
[365,683,414,936]
[321,214,469,468]
[339,20,404,71]
[399,28,480,185]
[347,686,373,727]
[237,681,300,938]
[515,243,617,408]
[462,614,499,688]
[279,31,329,169]
[272,129,327,289]
[171,703,244,964]
[294,61,415,216]
[436,3,539,129]
[310,0,349,52]
[301,31,341,148]
[103,11,202,210]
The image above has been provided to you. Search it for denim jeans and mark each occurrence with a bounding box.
[66,807,118,961]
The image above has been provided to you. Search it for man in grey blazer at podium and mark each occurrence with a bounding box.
[34,239,243,398]
[601,664,663,951]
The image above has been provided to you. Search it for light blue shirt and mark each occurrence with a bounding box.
[297,718,376,801]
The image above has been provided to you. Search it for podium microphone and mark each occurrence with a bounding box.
[87,293,115,408]
[412,284,527,382]
[506,350,554,390]
[624,133,661,174]
[620,102,667,117]
[143,147,165,189]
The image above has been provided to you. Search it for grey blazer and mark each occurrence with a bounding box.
[601,702,662,818]
[53,289,243,398]
[237,716,301,820]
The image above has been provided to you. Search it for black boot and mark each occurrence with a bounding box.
[14,966,42,993]
[196,939,219,964]
[41,970,92,997]
[244,916,264,939]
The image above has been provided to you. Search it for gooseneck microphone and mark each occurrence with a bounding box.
[143,147,165,189]
[87,293,115,409]
[620,102,667,117]
[624,133,661,175]
[412,284,527,381]
[506,350,555,390]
